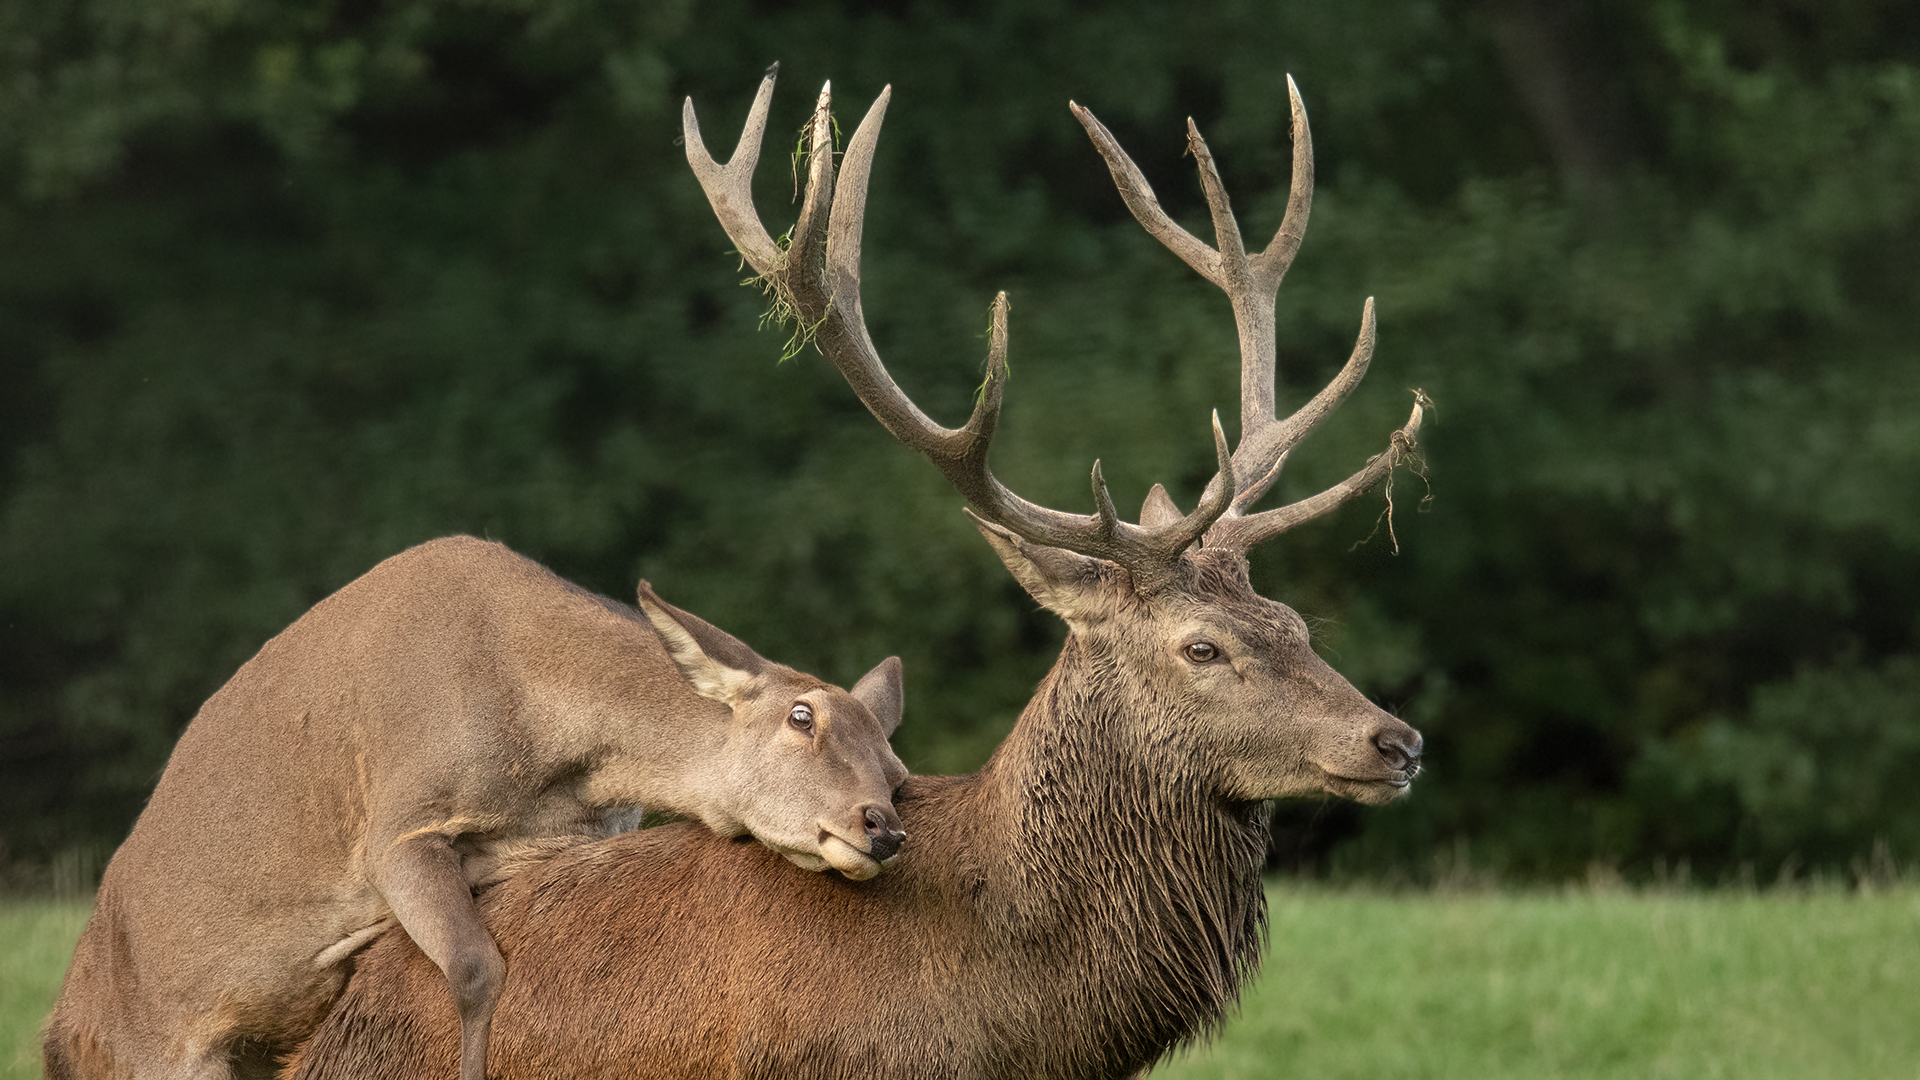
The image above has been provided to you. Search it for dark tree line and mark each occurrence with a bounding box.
[3,0,1919,884]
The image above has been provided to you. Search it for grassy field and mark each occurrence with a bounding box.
[1157,886,1920,1080]
[0,901,89,1080]
[4,888,1916,1079]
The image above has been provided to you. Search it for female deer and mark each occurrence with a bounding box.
[44,536,907,1080]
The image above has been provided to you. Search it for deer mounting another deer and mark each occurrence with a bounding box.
[280,66,1426,1080]
[42,536,907,1080]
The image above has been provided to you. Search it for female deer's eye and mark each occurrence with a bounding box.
[1184,642,1219,664]
[788,703,815,732]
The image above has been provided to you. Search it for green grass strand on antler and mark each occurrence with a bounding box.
[746,113,845,363]
[975,298,1010,406]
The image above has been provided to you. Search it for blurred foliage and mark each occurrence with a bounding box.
[2,0,1918,883]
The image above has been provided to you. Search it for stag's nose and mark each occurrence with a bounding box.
[1372,724,1423,774]
[860,804,906,862]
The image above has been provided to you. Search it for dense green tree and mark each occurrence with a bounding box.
[3,0,1917,883]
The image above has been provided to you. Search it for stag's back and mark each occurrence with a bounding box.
[285,776,998,1080]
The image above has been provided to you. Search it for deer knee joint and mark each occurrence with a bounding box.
[445,945,505,1015]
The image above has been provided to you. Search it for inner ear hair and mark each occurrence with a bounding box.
[969,513,1129,631]
[636,584,756,704]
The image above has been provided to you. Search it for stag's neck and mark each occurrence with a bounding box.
[963,635,1273,1065]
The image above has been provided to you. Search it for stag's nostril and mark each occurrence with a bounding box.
[1372,730,1420,772]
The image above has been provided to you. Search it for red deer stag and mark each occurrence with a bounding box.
[43,536,907,1080]
[280,67,1425,1080]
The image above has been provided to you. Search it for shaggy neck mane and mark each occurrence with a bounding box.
[974,631,1273,1070]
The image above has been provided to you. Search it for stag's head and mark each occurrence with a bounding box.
[637,583,908,880]
[684,67,1423,807]
[976,525,1418,804]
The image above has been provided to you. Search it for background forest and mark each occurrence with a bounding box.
[2,0,1918,886]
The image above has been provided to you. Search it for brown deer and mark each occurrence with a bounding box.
[277,67,1426,1080]
[42,535,908,1080]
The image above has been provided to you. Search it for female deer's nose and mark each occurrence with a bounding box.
[862,804,906,861]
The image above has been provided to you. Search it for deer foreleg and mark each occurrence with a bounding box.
[373,832,504,1080]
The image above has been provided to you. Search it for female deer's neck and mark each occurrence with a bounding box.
[972,635,1273,1062]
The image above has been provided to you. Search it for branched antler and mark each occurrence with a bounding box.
[684,67,1420,581]
[685,66,1234,590]
[1070,78,1424,552]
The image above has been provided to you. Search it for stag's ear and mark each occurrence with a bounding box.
[637,582,764,705]
[850,656,904,735]
[1139,484,1183,529]
[967,513,1125,632]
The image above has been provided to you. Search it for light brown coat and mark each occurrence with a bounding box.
[43,536,906,1080]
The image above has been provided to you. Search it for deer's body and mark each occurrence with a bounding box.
[45,535,907,1080]
[288,571,1284,1080]
[187,62,1431,1079]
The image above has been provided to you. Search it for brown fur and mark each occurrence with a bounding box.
[283,543,1419,1080]
[44,536,907,1080]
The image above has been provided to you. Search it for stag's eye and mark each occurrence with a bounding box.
[1184,642,1220,664]
[788,703,815,733]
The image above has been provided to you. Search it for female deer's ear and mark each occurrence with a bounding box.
[850,656,904,735]
[637,582,763,705]
[969,515,1127,632]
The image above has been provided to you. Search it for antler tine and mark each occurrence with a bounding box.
[683,64,784,275]
[1250,75,1315,289]
[786,82,839,285]
[1185,119,1248,269]
[688,72,1239,589]
[1208,394,1426,552]
[1069,102,1224,286]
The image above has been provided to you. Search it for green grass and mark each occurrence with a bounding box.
[0,901,90,1080]
[1158,886,1920,1080]
[5,889,1917,1080]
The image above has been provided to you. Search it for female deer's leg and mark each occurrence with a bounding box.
[373,832,504,1080]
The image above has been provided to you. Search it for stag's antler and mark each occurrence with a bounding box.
[685,67,1232,590]
[683,67,1418,583]
[1069,78,1424,552]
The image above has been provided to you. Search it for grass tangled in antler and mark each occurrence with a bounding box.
[1351,388,1435,556]
[744,114,845,363]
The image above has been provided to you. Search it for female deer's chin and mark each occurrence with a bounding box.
[761,841,829,873]
[817,834,885,881]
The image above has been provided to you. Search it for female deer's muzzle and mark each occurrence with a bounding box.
[861,804,906,861]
